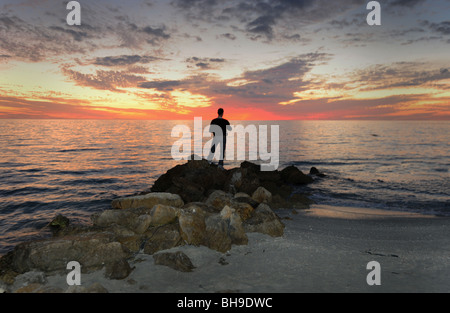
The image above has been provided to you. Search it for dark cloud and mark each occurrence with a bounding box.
[389,0,426,6]
[186,57,226,69]
[139,80,183,91]
[219,33,236,40]
[49,26,91,42]
[93,55,161,67]
[428,20,450,35]
[172,0,362,41]
[142,25,171,39]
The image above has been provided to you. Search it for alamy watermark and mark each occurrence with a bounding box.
[65,2,381,27]
[171,117,279,171]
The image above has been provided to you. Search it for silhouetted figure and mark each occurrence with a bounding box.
[208,108,231,168]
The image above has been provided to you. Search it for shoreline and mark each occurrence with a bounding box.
[9,204,450,293]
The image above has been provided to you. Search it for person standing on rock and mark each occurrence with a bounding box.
[208,108,231,169]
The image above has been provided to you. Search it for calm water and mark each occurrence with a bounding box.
[0,119,449,255]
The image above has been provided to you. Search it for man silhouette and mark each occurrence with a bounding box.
[208,108,231,168]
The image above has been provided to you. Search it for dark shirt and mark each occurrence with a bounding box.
[210,117,230,137]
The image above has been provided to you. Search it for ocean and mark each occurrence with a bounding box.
[0,119,449,256]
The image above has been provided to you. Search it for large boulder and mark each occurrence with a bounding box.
[205,190,233,210]
[252,186,272,204]
[178,208,207,246]
[244,203,285,237]
[6,232,129,274]
[280,165,313,185]
[91,204,180,234]
[151,159,229,202]
[204,206,248,253]
[143,223,184,255]
[111,192,184,210]
[153,251,195,272]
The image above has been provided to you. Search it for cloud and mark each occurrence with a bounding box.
[186,57,226,69]
[62,66,146,91]
[219,33,236,40]
[0,95,187,119]
[140,52,331,108]
[93,55,162,67]
[427,20,450,35]
[351,62,450,90]
[171,0,362,41]
[139,80,183,91]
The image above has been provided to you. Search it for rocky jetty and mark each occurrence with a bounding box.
[0,159,318,293]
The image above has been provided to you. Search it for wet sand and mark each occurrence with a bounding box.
[36,205,450,293]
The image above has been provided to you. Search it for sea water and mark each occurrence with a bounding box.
[0,119,448,255]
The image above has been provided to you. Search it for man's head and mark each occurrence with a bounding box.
[218,108,224,117]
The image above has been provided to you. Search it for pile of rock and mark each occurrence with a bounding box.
[0,159,320,292]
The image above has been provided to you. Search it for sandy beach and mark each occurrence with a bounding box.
[29,205,449,293]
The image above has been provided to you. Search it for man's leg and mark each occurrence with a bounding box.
[218,136,226,167]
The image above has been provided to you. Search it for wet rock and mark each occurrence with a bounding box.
[280,165,313,185]
[153,251,195,272]
[309,166,326,177]
[48,214,70,234]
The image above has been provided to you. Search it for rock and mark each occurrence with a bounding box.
[104,259,134,280]
[143,223,184,255]
[244,203,284,237]
[252,186,272,203]
[205,190,233,210]
[48,214,70,234]
[172,177,205,203]
[228,202,254,221]
[91,204,180,234]
[234,192,250,198]
[132,214,153,234]
[204,206,248,253]
[259,180,293,199]
[153,251,195,272]
[151,159,229,202]
[14,283,43,293]
[91,209,137,228]
[149,204,179,227]
[309,166,326,177]
[65,282,109,293]
[12,271,47,289]
[8,231,129,274]
[111,192,184,210]
[234,196,259,208]
[178,209,206,246]
[183,201,220,215]
[280,165,313,184]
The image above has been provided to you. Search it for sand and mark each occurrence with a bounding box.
[40,204,450,293]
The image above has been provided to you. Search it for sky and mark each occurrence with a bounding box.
[0,0,449,120]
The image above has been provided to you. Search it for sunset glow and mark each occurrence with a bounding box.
[0,0,449,120]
